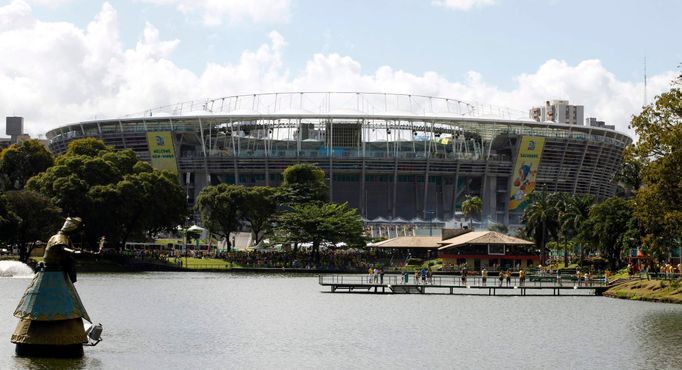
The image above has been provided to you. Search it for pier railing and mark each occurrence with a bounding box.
[319,274,608,288]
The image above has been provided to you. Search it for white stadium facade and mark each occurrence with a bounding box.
[46,92,632,225]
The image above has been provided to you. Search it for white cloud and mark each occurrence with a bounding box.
[0,0,675,139]
[24,0,74,8]
[432,0,496,11]
[138,0,291,26]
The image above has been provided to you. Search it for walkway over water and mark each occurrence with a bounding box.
[319,274,608,296]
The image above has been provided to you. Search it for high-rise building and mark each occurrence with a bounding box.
[585,117,615,130]
[5,116,25,144]
[529,100,584,125]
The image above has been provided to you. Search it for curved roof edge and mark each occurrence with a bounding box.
[45,112,633,144]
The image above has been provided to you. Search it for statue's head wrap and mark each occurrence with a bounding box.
[60,217,82,233]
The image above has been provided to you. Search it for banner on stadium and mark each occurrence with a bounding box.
[146,131,178,174]
[508,136,545,211]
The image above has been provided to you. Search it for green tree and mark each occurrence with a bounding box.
[65,137,112,157]
[0,193,19,245]
[87,169,188,247]
[277,202,364,265]
[280,163,328,204]
[0,139,54,190]
[558,194,593,266]
[522,189,559,265]
[26,138,186,249]
[238,186,277,245]
[195,184,242,251]
[583,197,633,269]
[630,72,682,258]
[613,146,644,196]
[461,195,482,228]
[4,191,63,262]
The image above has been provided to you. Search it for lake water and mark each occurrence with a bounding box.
[1,272,681,370]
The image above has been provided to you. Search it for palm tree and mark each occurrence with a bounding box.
[522,189,559,266]
[555,193,572,267]
[461,195,483,229]
[560,195,593,265]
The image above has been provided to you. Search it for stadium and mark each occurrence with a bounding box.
[45,92,632,227]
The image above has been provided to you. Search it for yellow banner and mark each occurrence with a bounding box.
[146,131,178,174]
[509,136,545,210]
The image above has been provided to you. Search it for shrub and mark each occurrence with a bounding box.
[406,258,423,265]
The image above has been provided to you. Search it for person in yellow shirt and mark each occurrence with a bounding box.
[519,269,526,286]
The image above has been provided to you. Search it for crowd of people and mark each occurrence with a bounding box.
[627,261,682,279]
[218,249,394,270]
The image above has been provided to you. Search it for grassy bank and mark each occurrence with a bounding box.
[604,280,682,304]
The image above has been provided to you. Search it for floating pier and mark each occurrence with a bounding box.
[319,274,608,296]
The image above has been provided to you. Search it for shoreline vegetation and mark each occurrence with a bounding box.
[604,280,682,304]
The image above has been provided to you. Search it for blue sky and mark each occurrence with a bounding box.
[1,0,680,135]
[28,0,680,86]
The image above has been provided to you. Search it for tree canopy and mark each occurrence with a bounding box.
[0,139,53,191]
[196,184,250,250]
[582,197,633,269]
[630,72,682,258]
[0,193,19,244]
[522,189,559,264]
[26,138,187,249]
[461,195,482,227]
[196,184,278,247]
[276,202,364,264]
[3,190,62,262]
[280,163,328,204]
[238,186,277,245]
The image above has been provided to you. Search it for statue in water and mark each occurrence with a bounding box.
[11,217,102,358]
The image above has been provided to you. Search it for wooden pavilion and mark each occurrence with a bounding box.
[438,231,537,270]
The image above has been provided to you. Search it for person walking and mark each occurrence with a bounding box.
[505,270,511,286]
[461,267,468,286]
[379,267,385,284]
[427,266,433,285]
[481,267,488,286]
[498,270,504,287]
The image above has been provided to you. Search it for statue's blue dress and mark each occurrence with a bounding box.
[11,232,89,346]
